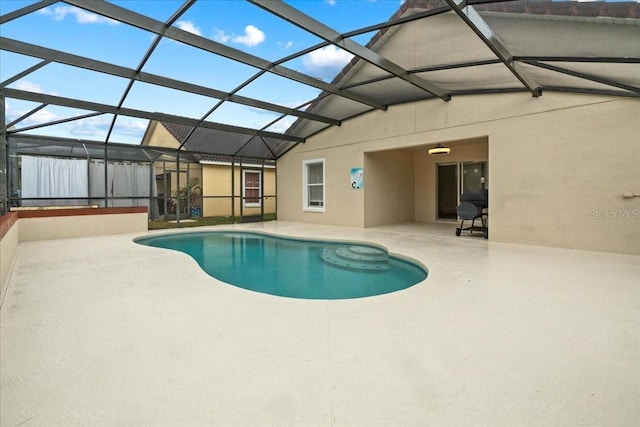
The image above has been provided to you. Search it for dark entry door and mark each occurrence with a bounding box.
[437,164,458,219]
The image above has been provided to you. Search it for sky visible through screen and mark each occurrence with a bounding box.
[0,0,404,143]
[0,0,636,144]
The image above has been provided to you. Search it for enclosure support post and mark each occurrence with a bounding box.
[163,161,167,220]
[0,91,7,215]
[149,160,154,219]
[186,162,191,217]
[176,149,180,225]
[260,159,265,220]
[239,158,243,222]
[103,143,108,207]
[231,157,235,223]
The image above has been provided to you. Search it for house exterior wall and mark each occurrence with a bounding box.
[142,123,198,214]
[364,150,415,227]
[277,92,640,255]
[142,122,276,218]
[141,121,180,149]
[202,164,276,217]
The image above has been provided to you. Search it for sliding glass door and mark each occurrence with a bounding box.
[437,161,487,220]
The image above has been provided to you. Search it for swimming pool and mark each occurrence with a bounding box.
[135,231,427,300]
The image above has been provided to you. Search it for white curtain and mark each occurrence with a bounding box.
[20,156,157,212]
[89,160,158,213]
[21,156,88,207]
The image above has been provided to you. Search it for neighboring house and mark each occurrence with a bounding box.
[276,1,640,255]
[141,121,276,219]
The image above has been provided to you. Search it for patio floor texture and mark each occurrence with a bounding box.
[1,221,638,426]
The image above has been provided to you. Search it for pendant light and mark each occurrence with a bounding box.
[428,143,450,155]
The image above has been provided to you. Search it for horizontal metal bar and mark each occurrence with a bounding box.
[4,88,305,143]
[0,37,340,126]
[250,0,450,101]
[62,0,386,111]
[514,56,640,64]
[6,103,47,129]
[9,112,105,133]
[543,86,640,99]
[341,6,451,39]
[340,59,504,91]
[445,0,541,97]
[1,59,51,88]
[411,59,503,74]
[522,60,640,94]
[0,0,57,25]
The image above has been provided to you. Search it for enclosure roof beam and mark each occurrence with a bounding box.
[0,0,57,25]
[6,103,48,129]
[521,60,640,95]
[10,112,105,134]
[105,0,197,143]
[62,0,386,111]
[1,59,51,88]
[444,0,541,97]
[249,0,451,101]
[513,56,640,64]
[0,37,341,127]
[3,88,305,143]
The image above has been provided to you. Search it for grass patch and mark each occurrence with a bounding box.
[148,214,276,230]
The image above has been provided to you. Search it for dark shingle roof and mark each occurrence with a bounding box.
[161,122,278,164]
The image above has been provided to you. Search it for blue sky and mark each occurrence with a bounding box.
[0,0,406,144]
[0,0,635,144]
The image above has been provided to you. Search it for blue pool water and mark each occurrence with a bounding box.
[135,231,427,300]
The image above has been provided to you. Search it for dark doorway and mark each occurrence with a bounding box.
[437,164,458,219]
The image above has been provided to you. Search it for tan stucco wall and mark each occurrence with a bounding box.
[277,93,640,255]
[202,164,276,217]
[141,122,180,149]
[364,150,415,227]
[277,145,366,227]
[142,122,198,203]
[19,212,148,242]
[1,214,19,300]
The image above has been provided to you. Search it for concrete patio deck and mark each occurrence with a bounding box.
[1,221,638,426]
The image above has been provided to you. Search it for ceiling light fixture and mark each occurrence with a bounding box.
[428,144,450,155]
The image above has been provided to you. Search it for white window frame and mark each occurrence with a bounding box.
[303,158,325,212]
[243,169,262,208]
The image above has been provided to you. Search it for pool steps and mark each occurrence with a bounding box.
[321,245,390,272]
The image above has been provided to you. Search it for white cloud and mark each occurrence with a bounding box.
[61,116,147,140]
[8,108,59,127]
[14,81,45,94]
[232,25,265,47]
[213,29,231,44]
[302,46,354,80]
[113,119,148,137]
[38,5,119,25]
[213,25,266,48]
[61,116,109,137]
[278,40,295,50]
[4,87,60,127]
[325,0,337,5]
[266,116,296,134]
[176,20,201,36]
